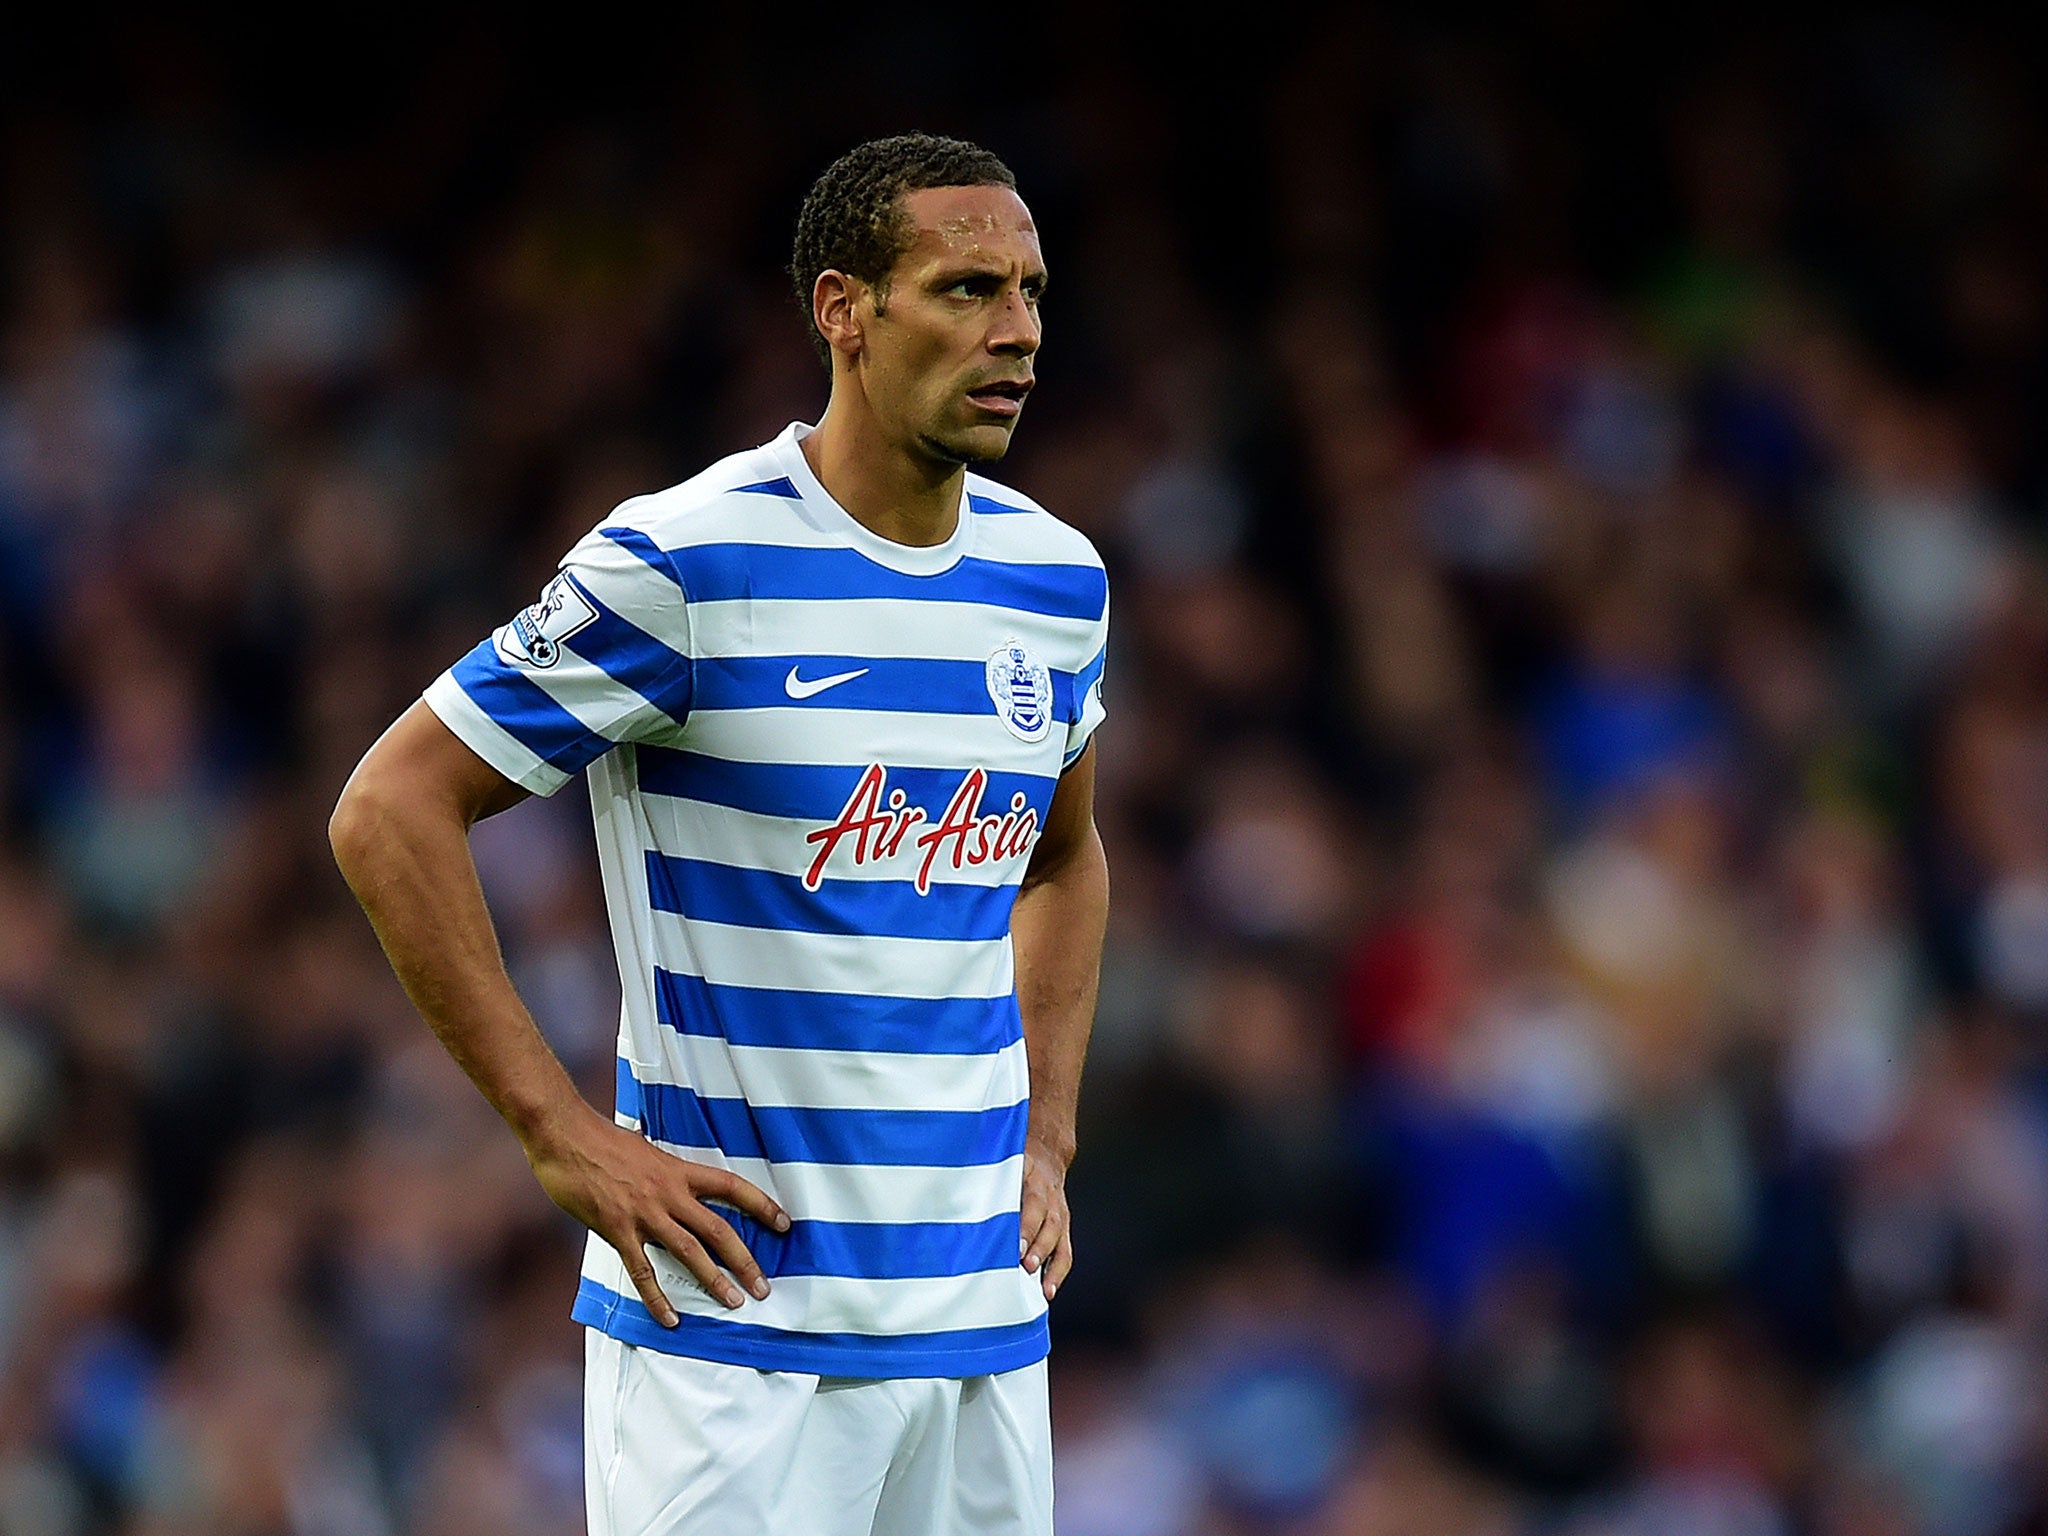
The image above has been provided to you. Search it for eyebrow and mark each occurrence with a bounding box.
[927,262,1051,290]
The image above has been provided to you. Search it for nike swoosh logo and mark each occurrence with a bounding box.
[784,665,870,700]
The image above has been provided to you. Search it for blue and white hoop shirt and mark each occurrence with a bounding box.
[424,423,1108,1380]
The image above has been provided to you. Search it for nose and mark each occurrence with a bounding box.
[987,287,1041,357]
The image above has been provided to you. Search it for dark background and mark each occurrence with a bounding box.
[6,7,2048,1533]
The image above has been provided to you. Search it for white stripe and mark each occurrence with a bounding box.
[636,486,1096,573]
[641,795,1023,888]
[648,912,1015,1000]
[444,635,686,758]
[495,641,688,747]
[654,505,848,551]
[962,474,1045,513]
[680,707,1053,774]
[593,753,666,1047]
[424,676,569,795]
[633,476,892,553]
[612,445,777,524]
[582,1237,1047,1335]
[688,596,1098,665]
[969,512,1102,570]
[620,1143,1025,1225]
[633,1035,1028,1114]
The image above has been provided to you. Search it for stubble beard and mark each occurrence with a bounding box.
[916,422,1015,468]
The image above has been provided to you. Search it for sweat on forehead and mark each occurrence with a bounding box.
[935,210,1036,238]
[898,184,1026,224]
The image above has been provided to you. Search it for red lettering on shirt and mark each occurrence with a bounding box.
[802,765,1038,893]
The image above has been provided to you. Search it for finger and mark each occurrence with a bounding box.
[1018,1178,1049,1266]
[1044,1227,1074,1300]
[1021,1202,1063,1276]
[686,1203,771,1301]
[693,1166,791,1234]
[615,1235,679,1327]
[651,1219,746,1310]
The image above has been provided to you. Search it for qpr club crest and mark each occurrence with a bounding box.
[985,639,1053,742]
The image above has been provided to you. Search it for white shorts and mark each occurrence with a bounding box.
[584,1329,1053,1536]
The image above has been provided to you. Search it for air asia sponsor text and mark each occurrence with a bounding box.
[803,765,1039,893]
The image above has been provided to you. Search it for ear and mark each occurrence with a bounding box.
[812,270,868,360]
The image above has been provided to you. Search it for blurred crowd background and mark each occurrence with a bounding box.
[6,8,2048,1534]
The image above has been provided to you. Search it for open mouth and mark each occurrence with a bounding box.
[966,379,1033,415]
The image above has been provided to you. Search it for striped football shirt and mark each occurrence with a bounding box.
[423,422,1108,1377]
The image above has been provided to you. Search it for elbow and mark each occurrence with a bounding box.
[329,702,502,892]
[329,768,392,885]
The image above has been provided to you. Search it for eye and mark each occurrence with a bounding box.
[943,273,1002,300]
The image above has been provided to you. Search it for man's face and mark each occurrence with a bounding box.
[855,184,1045,466]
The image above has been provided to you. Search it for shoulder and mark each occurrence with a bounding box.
[599,443,808,552]
[965,472,1107,576]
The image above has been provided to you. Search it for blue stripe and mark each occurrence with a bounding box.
[691,654,1075,719]
[571,1280,1049,1378]
[615,1055,640,1120]
[644,544,1105,620]
[450,642,608,771]
[967,492,1035,516]
[616,1061,1026,1167]
[730,477,801,499]
[635,751,1057,823]
[1073,644,1106,719]
[699,1207,1018,1281]
[601,525,682,583]
[654,969,1023,1055]
[645,853,1019,941]
[563,583,693,722]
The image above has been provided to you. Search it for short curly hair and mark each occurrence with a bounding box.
[790,133,1017,367]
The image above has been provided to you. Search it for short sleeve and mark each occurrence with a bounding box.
[1063,588,1108,769]
[424,523,694,796]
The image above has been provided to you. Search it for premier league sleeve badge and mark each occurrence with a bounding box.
[495,571,600,670]
[986,640,1054,743]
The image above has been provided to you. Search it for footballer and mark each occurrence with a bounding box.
[331,134,1108,1535]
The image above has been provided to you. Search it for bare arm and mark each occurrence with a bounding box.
[329,700,787,1322]
[1009,741,1109,1300]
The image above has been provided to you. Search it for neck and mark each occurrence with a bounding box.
[800,393,964,548]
